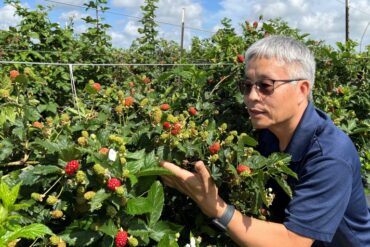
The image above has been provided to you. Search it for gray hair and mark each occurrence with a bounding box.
[244,35,316,100]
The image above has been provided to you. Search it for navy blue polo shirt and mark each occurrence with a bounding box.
[257,101,370,246]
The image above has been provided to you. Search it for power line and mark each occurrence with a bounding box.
[0,60,234,66]
[43,0,216,34]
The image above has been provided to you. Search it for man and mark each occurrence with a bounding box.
[160,35,370,246]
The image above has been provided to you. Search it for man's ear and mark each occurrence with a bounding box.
[298,80,310,103]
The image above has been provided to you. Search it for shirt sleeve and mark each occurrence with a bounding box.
[283,155,353,243]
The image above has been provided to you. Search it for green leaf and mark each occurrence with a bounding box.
[98,219,117,236]
[6,224,52,242]
[157,234,179,247]
[273,176,293,198]
[60,230,102,246]
[256,171,268,206]
[24,106,41,122]
[31,165,62,175]
[89,189,110,212]
[126,197,151,215]
[148,221,183,242]
[238,133,258,148]
[0,182,21,209]
[14,74,28,85]
[126,149,146,160]
[34,138,59,153]
[147,181,164,226]
[0,139,13,162]
[136,167,173,177]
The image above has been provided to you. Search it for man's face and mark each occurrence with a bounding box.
[243,57,305,130]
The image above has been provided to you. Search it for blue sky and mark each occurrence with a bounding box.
[1,0,370,51]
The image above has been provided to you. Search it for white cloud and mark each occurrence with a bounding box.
[123,20,140,37]
[215,0,370,48]
[59,10,87,22]
[111,0,144,8]
[0,4,22,30]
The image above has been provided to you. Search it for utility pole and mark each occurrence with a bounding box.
[345,0,349,42]
[180,8,185,58]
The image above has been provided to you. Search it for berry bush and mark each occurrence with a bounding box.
[0,0,369,246]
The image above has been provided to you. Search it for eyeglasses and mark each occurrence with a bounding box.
[238,78,305,96]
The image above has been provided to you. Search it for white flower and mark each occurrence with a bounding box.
[190,237,196,247]
[108,149,117,161]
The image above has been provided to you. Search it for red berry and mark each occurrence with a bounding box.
[107,178,121,191]
[99,147,109,155]
[209,142,220,154]
[207,79,214,84]
[160,103,170,111]
[65,160,79,175]
[188,107,197,116]
[9,70,19,79]
[124,96,134,107]
[237,54,245,63]
[163,121,171,130]
[92,82,101,92]
[236,164,252,174]
[143,77,151,84]
[171,122,181,135]
[128,81,135,88]
[32,121,44,129]
[253,21,258,29]
[115,229,128,247]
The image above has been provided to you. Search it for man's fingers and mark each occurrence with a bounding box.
[160,160,192,180]
[194,161,212,192]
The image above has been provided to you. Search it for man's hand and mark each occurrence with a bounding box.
[160,160,227,218]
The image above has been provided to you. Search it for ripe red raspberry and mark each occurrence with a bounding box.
[236,164,252,174]
[10,70,20,79]
[143,77,151,84]
[32,121,44,129]
[128,81,135,88]
[65,160,79,175]
[171,122,181,135]
[253,21,258,29]
[209,142,220,154]
[163,121,171,130]
[237,54,245,63]
[115,229,128,247]
[124,96,134,107]
[92,82,101,92]
[188,107,197,116]
[107,178,121,191]
[99,147,109,155]
[160,103,170,111]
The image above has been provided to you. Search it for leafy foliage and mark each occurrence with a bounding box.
[0,0,368,246]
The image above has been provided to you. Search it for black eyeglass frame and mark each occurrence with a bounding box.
[238,78,306,96]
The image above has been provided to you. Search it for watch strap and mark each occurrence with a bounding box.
[212,204,235,231]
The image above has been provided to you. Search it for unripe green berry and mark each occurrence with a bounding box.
[84,191,96,200]
[93,163,106,176]
[81,130,89,138]
[31,192,44,202]
[225,135,234,144]
[49,235,61,246]
[76,170,87,184]
[115,186,125,196]
[46,195,58,205]
[128,236,139,247]
[106,205,117,218]
[77,136,87,146]
[50,210,64,219]
[230,130,238,136]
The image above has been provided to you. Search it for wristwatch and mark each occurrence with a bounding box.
[212,204,235,231]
